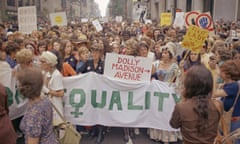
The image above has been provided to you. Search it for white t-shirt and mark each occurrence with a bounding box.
[47,69,64,126]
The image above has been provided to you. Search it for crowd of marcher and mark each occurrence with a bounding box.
[0,17,240,144]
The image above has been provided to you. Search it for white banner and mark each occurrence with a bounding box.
[104,53,152,82]
[173,12,185,29]
[0,66,28,120]
[63,72,180,131]
[1,70,180,131]
[18,6,37,34]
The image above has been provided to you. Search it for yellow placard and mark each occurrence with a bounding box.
[160,13,172,26]
[182,25,209,53]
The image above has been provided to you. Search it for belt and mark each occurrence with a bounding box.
[231,116,240,122]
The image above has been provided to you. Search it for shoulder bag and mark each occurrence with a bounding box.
[49,99,81,144]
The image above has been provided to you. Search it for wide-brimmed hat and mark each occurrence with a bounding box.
[71,34,89,44]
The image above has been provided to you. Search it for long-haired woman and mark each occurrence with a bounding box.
[170,64,221,144]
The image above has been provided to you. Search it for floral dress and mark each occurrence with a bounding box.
[20,98,59,144]
[149,60,182,142]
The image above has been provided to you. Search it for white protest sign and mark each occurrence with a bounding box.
[173,12,185,29]
[104,53,152,82]
[49,12,67,26]
[101,17,109,23]
[81,18,88,23]
[115,16,123,22]
[18,6,37,34]
[145,19,152,24]
[92,19,103,32]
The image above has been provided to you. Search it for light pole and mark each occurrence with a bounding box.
[125,0,128,20]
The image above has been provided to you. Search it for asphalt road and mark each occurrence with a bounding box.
[17,127,182,144]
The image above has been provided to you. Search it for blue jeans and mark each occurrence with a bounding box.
[231,120,240,144]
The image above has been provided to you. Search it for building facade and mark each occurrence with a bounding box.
[149,0,240,22]
[108,0,240,23]
[0,0,36,22]
[0,0,100,22]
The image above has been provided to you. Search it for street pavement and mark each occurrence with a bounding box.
[17,127,182,144]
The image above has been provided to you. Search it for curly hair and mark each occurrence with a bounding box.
[15,49,33,64]
[220,60,240,81]
[218,49,232,61]
[17,67,43,99]
[125,39,138,56]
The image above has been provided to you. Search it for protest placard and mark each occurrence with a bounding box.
[115,16,123,23]
[196,12,214,31]
[49,12,67,26]
[104,53,152,82]
[182,25,209,53]
[185,11,199,27]
[92,19,103,32]
[173,12,185,29]
[18,6,37,34]
[160,13,172,26]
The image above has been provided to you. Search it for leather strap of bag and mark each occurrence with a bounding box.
[212,99,229,136]
[47,96,67,123]
[222,81,240,114]
[43,75,67,124]
[213,100,223,115]
[230,81,240,111]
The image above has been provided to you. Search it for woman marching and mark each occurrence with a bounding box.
[213,60,240,144]
[170,64,222,144]
[17,67,59,144]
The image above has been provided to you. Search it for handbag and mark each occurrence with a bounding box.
[49,99,81,144]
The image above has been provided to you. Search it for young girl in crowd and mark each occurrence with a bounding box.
[183,50,201,72]
[60,39,77,70]
[76,46,90,74]
[150,44,180,143]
